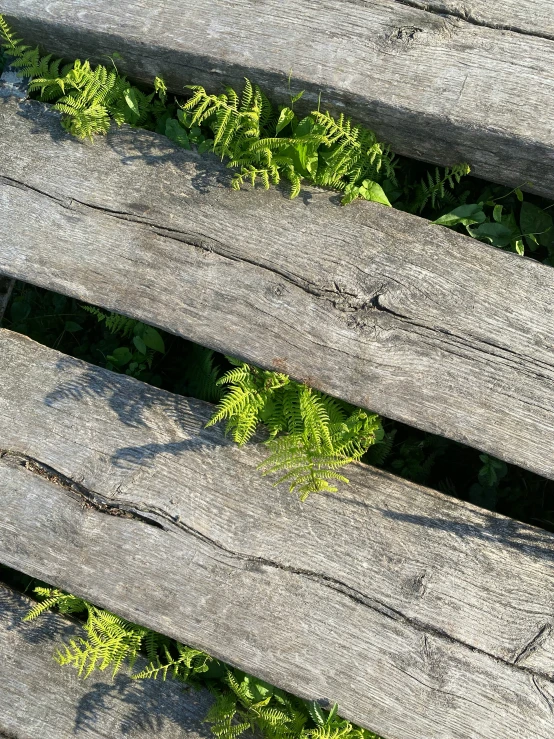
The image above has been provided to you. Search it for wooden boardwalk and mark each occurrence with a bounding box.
[1,329,554,739]
[3,0,554,196]
[0,97,553,480]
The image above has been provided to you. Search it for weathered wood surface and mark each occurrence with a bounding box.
[406,1,554,39]
[3,0,554,197]
[1,98,553,481]
[0,585,214,739]
[2,330,554,739]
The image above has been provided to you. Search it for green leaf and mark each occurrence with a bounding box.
[295,116,315,137]
[64,321,83,332]
[306,700,327,727]
[493,204,503,223]
[133,335,147,354]
[290,90,304,104]
[515,188,524,202]
[123,88,140,117]
[432,203,486,227]
[520,201,553,249]
[177,109,194,128]
[276,107,295,134]
[141,326,165,353]
[108,347,133,366]
[198,139,214,154]
[470,222,513,247]
[165,118,191,149]
[358,180,391,207]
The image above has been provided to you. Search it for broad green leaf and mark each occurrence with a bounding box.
[520,201,553,249]
[493,204,503,223]
[141,326,165,353]
[432,203,486,227]
[295,115,315,137]
[276,106,295,134]
[64,321,83,332]
[108,347,133,366]
[124,88,140,116]
[133,335,147,355]
[165,118,191,149]
[470,222,513,247]
[359,180,391,207]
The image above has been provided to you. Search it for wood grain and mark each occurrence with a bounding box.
[0,97,553,480]
[2,329,554,739]
[0,584,214,739]
[3,0,554,196]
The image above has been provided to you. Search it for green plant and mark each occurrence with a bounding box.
[81,306,166,377]
[0,15,168,139]
[207,359,383,500]
[22,585,382,739]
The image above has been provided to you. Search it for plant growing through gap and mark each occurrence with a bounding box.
[17,583,383,739]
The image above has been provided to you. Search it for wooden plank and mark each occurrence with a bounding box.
[0,584,214,739]
[404,1,554,40]
[0,69,24,326]
[4,1,554,197]
[0,98,553,481]
[2,330,554,739]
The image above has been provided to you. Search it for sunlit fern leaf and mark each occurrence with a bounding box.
[23,588,88,622]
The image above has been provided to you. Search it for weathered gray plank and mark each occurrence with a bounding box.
[3,0,554,197]
[0,69,23,326]
[2,330,554,739]
[404,1,554,40]
[0,585,214,739]
[0,97,553,480]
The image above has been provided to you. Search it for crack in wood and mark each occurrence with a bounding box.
[4,170,554,386]
[4,448,554,686]
[0,450,164,529]
[393,0,554,42]
[512,623,552,665]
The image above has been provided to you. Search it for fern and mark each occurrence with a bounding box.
[179,80,397,202]
[0,16,168,139]
[207,360,383,499]
[24,587,383,739]
[132,642,211,681]
[23,587,88,621]
[409,163,471,213]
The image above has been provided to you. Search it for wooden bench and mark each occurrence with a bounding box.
[0,585,214,739]
[1,4,554,738]
[3,0,554,197]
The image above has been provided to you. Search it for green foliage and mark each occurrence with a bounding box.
[0,14,168,139]
[23,587,382,739]
[207,359,383,500]
[81,305,165,376]
[179,80,398,203]
[431,184,554,258]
